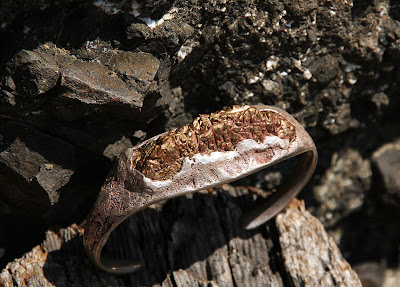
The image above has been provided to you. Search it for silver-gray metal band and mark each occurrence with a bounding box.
[83,105,318,274]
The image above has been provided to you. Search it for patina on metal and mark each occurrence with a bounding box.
[84,105,318,274]
[133,106,296,180]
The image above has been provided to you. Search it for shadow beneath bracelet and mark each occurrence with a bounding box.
[42,184,282,286]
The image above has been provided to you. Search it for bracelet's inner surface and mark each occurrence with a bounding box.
[98,148,317,274]
[102,258,142,274]
[240,150,317,229]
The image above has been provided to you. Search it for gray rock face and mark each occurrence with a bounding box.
[312,148,371,226]
[0,120,108,217]
[308,55,341,85]
[8,49,60,97]
[0,15,173,268]
[100,51,160,91]
[59,58,144,106]
[372,140,400,206]
[5,44,167,112]
[0,121,74,207]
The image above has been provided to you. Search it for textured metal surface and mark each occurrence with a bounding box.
[84,104,318,274]
[133,106,295,180]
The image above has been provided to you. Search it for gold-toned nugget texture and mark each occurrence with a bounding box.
[132,106,296,180]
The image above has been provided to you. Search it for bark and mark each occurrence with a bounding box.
[0,185,361,287]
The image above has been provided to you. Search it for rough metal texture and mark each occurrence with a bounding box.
[0,186,360,287]
[134,105,295,180]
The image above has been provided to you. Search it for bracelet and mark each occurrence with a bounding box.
[83,105,318,274]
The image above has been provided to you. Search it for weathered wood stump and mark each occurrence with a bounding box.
[0,185,361,287]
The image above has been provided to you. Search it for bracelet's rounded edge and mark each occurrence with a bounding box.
[84,211,144,275]
[83,169,146,275]
[240,142,318,230]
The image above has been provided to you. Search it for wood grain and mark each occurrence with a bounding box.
[0,185,361,287]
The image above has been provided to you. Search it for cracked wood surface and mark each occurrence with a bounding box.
[0,185,361,287]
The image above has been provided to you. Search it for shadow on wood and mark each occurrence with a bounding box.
[1,184,361,287]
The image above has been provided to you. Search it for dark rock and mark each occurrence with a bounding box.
[261,80,283,97]
[103,136,133,160]
[322,103,353,135]
[308,55,340,84]
[0,120,108,221]
[0,120,75,207]
[2,43,171,122]
[201,26,219,45]
[0,90,16,106]
[372,140,400,206]
[126,21,194,53]
[281,0,318,18]
[0,42,172,158]
[92,0,174,21]
[59,58,143,107]
[353,262,385,287]
[99,51,160,93]
[370,92,390,112]
[0,0,67,31]
[312,148,371,226]
[73,39,114,60]
[8,48,60,97]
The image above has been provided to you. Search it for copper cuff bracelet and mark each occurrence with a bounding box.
[83,105,318,274]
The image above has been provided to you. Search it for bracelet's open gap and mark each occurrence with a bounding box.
[100,213,144,274]
[240,149,317,230]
